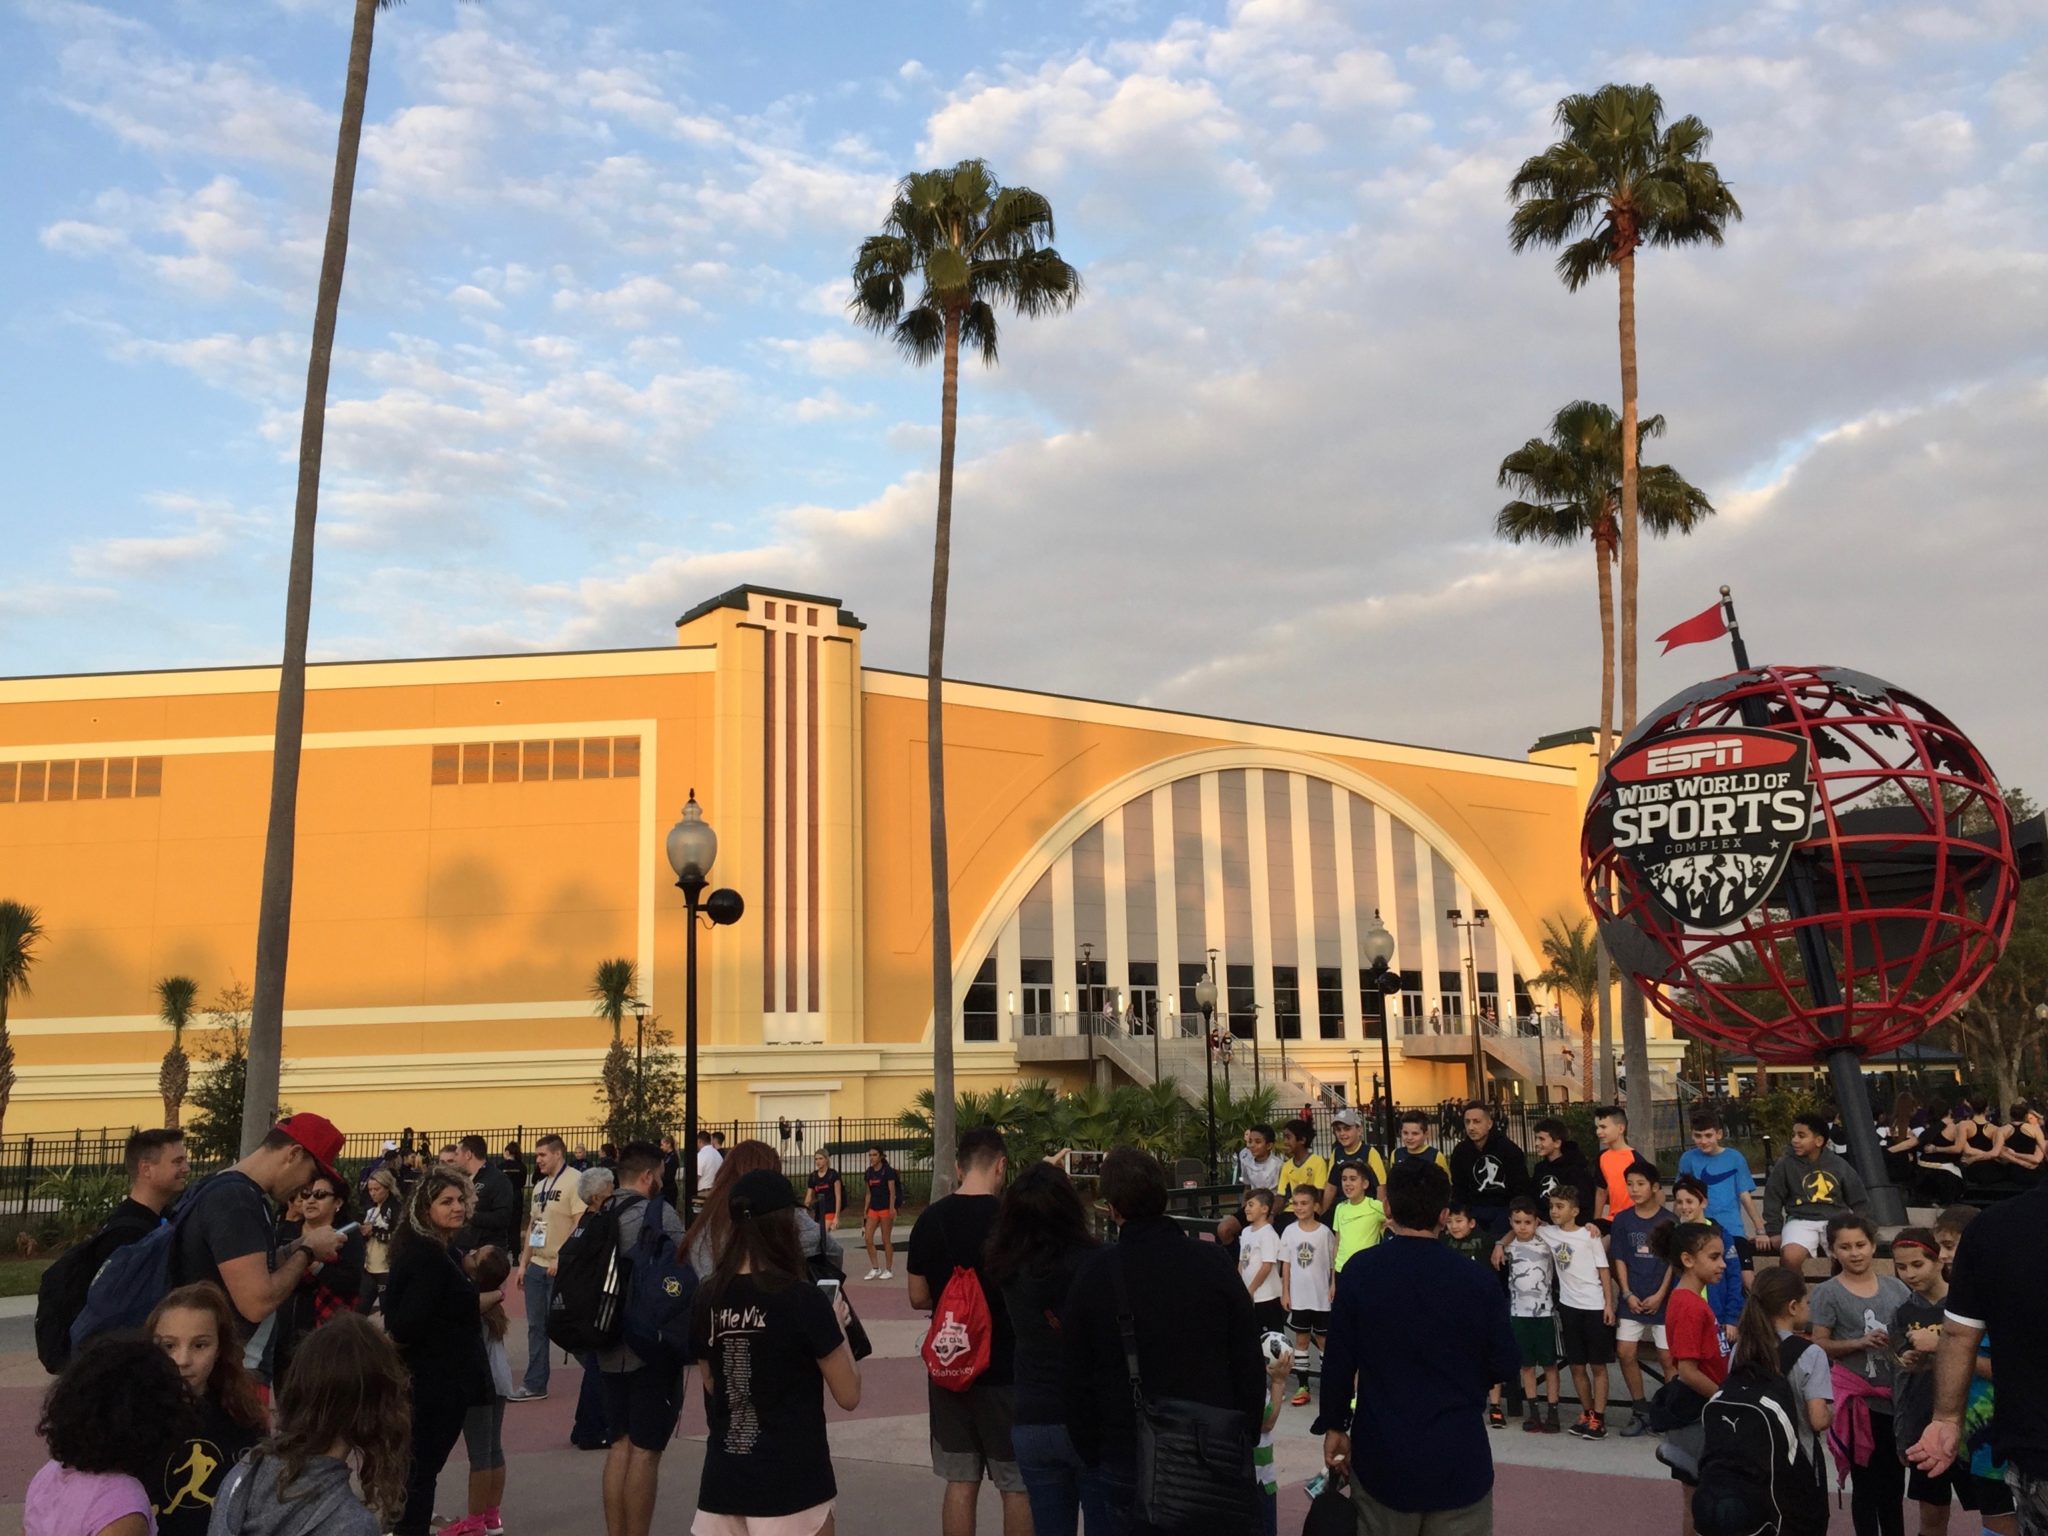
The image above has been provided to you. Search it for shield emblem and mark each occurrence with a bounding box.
[1595,726,1812,928]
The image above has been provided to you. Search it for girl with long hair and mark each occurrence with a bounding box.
[983,1161,1104,1536]
[1809,1213,1913,1536]
[360,1168,399,1312]
[1652,1221,1731,1536]
[1730,1266,1832,1452]
[145,1282,267,1536]
[458,1245,515,1536]
[688,1168,860,1535]
[383,1166,494,1536]
[210,1314,411,1536]
[684,1139,840,1277]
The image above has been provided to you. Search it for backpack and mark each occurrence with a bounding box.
[69,1177,245,1355]
[920,1265,993,1391]
[547,1194,636,1355]
[621,1208,698,1365]
[36,1209,158,1373]
[1691,1344,1828,1536]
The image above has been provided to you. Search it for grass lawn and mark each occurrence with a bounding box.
[0,1258,53,1298]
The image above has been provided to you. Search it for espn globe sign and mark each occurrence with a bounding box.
[1593,727,1812,928]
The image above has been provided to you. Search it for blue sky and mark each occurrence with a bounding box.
[5,0,2046,786]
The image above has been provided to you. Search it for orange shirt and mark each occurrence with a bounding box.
[1599,1147,1638,1213]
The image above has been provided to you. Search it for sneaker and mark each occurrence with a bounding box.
[1619,1414,1653,1438]
[863,1268,880,1280]
[507,1387,546,1403]
[1290,1387,1311,1406]
[1584,1413,1608,1440]
[1543,1406,1562,1434]
[1567,1412,1594,1439]
[439,1519,487,1536]
[879,1269,893,1280]
[483,1510,504,1536]
[1522,1410,1543,1434]
[1488,1405,1505,1428]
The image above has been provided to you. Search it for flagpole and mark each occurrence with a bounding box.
[1718,585,1751,670]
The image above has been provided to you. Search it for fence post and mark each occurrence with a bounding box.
[20,1137,33,1216]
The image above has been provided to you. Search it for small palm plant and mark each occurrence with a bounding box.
[590,958,639,1132]
[1531,918,1602,1101]
[156,975,199,1129]
[0,900,45,1141]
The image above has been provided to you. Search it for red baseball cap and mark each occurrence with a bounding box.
[274,1113,345,1188]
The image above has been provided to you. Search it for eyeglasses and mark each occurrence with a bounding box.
[302,1188,340,1202]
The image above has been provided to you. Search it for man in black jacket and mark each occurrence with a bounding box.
[1448,1101,1530,1238]
[1529,1117,1598,1224]
[454,1134,518,1252]
[1062,1148,1264,1532]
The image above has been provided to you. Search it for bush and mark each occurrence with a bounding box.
[33,1167,126,1241]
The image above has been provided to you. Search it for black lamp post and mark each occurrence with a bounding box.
[631,1000,649,1140]
[1195,962,1219,1182]
[1080,941,1095,1069]
[1447,907,1490,1098]
[1349,1049,1362,1107]
[665,790,744,1215]
[1362,912,1401,1155]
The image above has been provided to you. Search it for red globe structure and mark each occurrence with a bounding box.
[1583,665,2024,1065]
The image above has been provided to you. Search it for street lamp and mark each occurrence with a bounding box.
[1080,941,1095,1068]
[665,790,744,1214]
[1194,961,1220,1180]
[631,1000,649,1140]
[1362,912,1401,1155]
[1447,908,1490,1099]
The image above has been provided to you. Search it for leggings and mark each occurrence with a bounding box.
[463,1397,507,1472]
[1849,1411,1905,1536]
[397,1387,470,1535]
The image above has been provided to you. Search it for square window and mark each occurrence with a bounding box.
[492,742,518,782]
[522,741,548,781]
[134,757,163,797]
[76,760,104,799]
[552,739,580,779]
[612,737,640,777]
[0,763,15,803]
[583,738,611,779]
[47,761,75,801]
[106,759,133,798]
[19,763,45,802]
[431,745,459,786]
[461,743,489,784]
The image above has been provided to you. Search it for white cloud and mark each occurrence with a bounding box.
[551,275,698,329]
[792,389,877,423]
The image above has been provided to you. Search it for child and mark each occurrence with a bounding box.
[1593,1106,1636,1223]
[1611,1160,1676,1437]
[1808,1213,1912,1536]
[1891,1228,2015,1536]
[1671,1175,1744,1338]
[1932,1204,1975,1279]
[1763,1113,1869,1274]
[1677,1109,1761,1290]
[1715,1272,1832,1536]
[1256,1341,1295,1536]
[1541,1186,1617,1439]
[1440,1203,1490,1263]
[1330,1161,1386,1281]
[26,1339,191,1536]
[1755,1266,1834,1464]
[1280,1186,1334,1407]
[146,1283,267,1536]
[1654,1221,1732,1536]
[1503,1195,1562,1435]
[1275,1120,1331,1233]
[1237,1188,1286,1336]
[1216,1124,1282,1249]
[458,1246,515,1536]
[210,1313,412,1536]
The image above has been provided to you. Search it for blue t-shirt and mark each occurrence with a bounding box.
[1677,1147,1755,1234]
[1610,1206,1676,1322]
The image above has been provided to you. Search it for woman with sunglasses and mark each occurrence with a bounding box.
[275,1172,367,1383]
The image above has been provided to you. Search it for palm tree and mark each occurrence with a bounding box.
[0,901,44,1140]
[1531,917,1602,1101]
[848,159,1081,1195]
[590,958,639,1130]
[155,975,199,1129]
[246,0,456,1155]
[1508,87,1739,1109]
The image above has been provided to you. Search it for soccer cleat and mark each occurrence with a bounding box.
[1290,1387,1312,1406]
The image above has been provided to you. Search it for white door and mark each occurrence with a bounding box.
[755,1092,832,1176]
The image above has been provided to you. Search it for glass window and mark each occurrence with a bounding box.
[1317,966,1345,1039]
[1439,973,1466,1019]
[964,957,998,1042]
[1128,962,1159,1035]
[1357,973,1389,1040]
[1399,971,1425,1027]
[1180,962,1210,1027]
[1227,963,1256,1039]
[1477,971,1500,1024]
[1273,965,1301,1040]
[1019,958,1054,1033]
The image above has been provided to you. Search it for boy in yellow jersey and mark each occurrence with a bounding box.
[1274,1119,1329,1233]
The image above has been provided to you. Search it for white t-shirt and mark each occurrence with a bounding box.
[1238,1148,1281,1192]
[1239,1223,1283,1303]
[1282,1221,1336,1313]
[1506,1236,1558,1318]
[696,1144,724,1189]
[1541,1222,1609,1312]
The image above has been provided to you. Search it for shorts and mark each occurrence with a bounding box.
[462,1396,506,1471]
[1253,1298,1287,1335]
[1907,1464,2014,1515]
[692,1504,835,1536]
[928,1379,1024,1493]
[1559,1305,1616,1366]
[1779,1218,1830,1257]
[1616,1318,1668,1347]
[1511,1315,1557,1368]
[865,1205,895,1220]
[1730,1235,1755,1271]
[1289,1309,1331,1337]
[602,1362,684,1452]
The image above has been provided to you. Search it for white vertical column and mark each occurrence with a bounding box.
[1104,806,1130,1011]
[998,910,1022,1044]
[1288,774,1319,1041]
[1372,806,1399,1034]
[1333,788,1364,1038]
[764,622,787,1046]
[1152,785,1181,1027]
[1052,848,1077,1019]
[1200,773,1226,981]
[793,628,813,1043]
[1245,769,1276,1047]
[1415,841,1444,1020]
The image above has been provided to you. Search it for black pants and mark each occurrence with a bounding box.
[1849,1411,1905,1536]
[397,1385,470,1535]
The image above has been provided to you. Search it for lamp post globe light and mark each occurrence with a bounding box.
[665,791,744,1215]
[1194,968,1219,1181]
[1361,913,1401,1156]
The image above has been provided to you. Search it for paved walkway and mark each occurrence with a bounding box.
[0,1274,1861,1534]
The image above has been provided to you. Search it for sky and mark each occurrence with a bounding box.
[5,0,2045,791]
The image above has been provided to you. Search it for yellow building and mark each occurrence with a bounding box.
[0,584,1678,1136]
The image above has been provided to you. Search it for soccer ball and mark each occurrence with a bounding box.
[1260,1331,1291,1366]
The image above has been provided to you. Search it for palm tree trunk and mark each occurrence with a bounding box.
[1579,1006,1595,1100]
[1614,243,1653,1124]
[0,1001,12,1143]
[927,307,963,1201]
[243,0,380,1156]
[1593,526,1618,1102]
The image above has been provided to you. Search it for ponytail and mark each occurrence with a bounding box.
[1732,1266,1806,1377]
[1649,1219,1719,1268]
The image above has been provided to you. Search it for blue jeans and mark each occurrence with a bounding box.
[522,1263,553,1393]
[1013,1423,1120,1536]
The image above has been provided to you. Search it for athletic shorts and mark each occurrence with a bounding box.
[1253,1298,1288,1336]
[1616,1318,1668,1347]
[1511,1315,1557,1368]
[1558,1305,1616,1366]
[1907,1464,2014,1515]
[928,1379,1024,1493]
[1289,1308,1331,1337]
[693,1504,835,1536]
[602,1362,683,1452]
[1730,1235,1756,1271]
[1779,1218,1830,1258]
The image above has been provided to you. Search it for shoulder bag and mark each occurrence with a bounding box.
[1109,1245,1257,1532]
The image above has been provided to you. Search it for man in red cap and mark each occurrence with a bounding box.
[172,1113,351,1371]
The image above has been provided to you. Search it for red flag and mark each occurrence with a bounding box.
[1656,601,1729,653]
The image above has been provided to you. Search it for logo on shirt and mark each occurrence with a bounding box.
[1801,1169,1839,1205]
[1294,1241,1320,1268]
[160,1440,224,1513]
[1473,1156,1505,1194]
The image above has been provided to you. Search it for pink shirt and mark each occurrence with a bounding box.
[23,1462,153,1536]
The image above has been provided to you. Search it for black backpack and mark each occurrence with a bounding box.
[35,1208,159,1373]
[1692,1340,1828,1536]
[547,1194,639,1356]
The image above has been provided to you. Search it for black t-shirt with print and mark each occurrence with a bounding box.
[152,1393,261,1536]
[809,1168,843,1218]
[689,1274,846,1517]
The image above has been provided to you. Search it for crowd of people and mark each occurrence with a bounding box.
[19,1097,2048,1536]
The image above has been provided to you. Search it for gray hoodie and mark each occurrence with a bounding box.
[206,1451,379,1536]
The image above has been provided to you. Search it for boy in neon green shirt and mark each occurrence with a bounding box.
[1331,1161,1385,1277]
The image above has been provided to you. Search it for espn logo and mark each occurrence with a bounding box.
[1645,738,1744,776]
